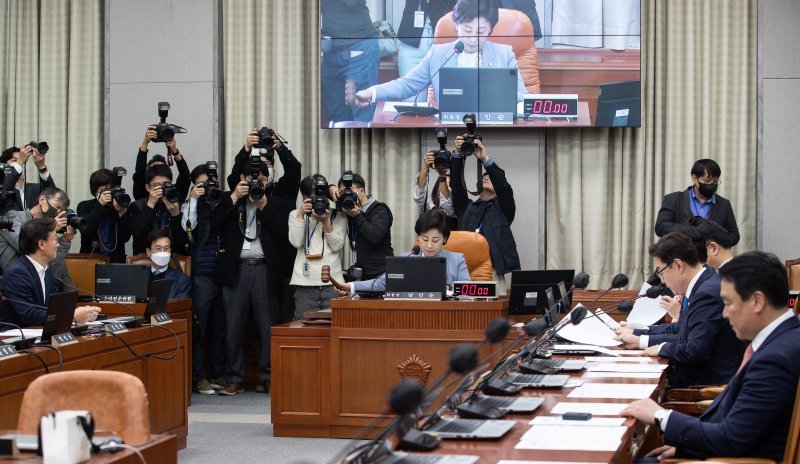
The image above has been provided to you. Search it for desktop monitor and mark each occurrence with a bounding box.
[508,269,575,315]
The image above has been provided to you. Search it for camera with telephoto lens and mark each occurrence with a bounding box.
[336,170,360,211]
[248,155,265,201]
[203,161,222,204]
[160,181,180,203]
[28,141,49,154]
[433,128,451,170]
[109,167,131,209]
[460,113,482,156]
[64,209,87,230]
[153,102,187,143]
[311,176,329,216]
[253,127,275,149]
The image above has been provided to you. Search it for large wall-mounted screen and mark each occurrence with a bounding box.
[320,0,641,129]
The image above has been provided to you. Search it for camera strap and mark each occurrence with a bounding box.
[346,216,357,263]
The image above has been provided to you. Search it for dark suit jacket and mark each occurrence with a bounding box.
[0,256,55,327]
[666,316,800,461]
[151,267,192,299]
[655,187,740,246]
[657,268,747,387]
[76,199,132,263]
[0,167,56,213]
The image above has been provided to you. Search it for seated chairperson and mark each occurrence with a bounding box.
[0,218,101,327]
[655,159,740,247]
[354,0,529,108]
[145,230,191,299]
[696,219,735,271]
[622,252,800,462]
[341,209,469,295]
[615,231,746,388]
[0,188,75,290]
[0,144,56,213]
[132,125,190,201]
[289,175,347,320]
[128,164,188,255]
[76,169,131,263]
[413,152,456,219]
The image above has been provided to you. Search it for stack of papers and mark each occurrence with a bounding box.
[551,344,620,356]
[587,363,667,373]
[583,371,662,379]
[0,328,42,337]
[556,307,622,347]
[516,424,627,451]
[567,382,658,399]
[584,356,655,363]
[551,402,628,416]
[627,283,667,326]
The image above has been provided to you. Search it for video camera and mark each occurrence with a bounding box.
[28,141,49,154]
[433,128,451,170]
[203,161,223,204]
[311,175,329,216]
[460,113,482,156]
[153,102,187,143]
[336,171,360,211]
[109,167,131,209]
[248,155,265,201]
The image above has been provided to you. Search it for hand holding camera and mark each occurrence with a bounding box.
[98,190,113,207]
[141,125,158,151]
[191,182,206,200]
[297,198,313,219]
[231,180,250,203]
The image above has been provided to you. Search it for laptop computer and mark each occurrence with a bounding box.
[502,372,570,388]
[508,270,575,315]
[438,67,518,125]
[422,417,515,439]
[466,394,545,413]
[144,278,172,323]
[34,291,79,345]
[384,256,447,300]
[595,79,641,127]
[95,264,150,302]
[383,452,479,464]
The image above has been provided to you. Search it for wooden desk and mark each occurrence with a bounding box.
[0,433,177,464]
[0,321,189,449]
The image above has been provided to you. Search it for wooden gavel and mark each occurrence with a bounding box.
[321,265,348,292]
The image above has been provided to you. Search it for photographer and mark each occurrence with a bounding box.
[450,135,520,290]
[288,175,347,320]
[414,152,456,218]
[132,125,190,201]
[128,164,189,255]
[76,169,132,263]
[0,144,56,213]
[181,163,228,395]
[331,172,394,280]
[210,158,294,396]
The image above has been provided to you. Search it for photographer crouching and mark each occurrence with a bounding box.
[76,168,132,263]
[451,115,520,293]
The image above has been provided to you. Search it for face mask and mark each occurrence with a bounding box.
[150,251,171,268]
[41,199,58,218]
[697,182,718,198]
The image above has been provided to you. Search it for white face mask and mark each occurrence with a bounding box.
[150,251,171,268]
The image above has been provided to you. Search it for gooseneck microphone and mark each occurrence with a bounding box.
[0,319,36,349]
[392,40,465,120]
[583,273,629,310]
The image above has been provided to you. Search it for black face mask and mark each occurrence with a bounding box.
[697,182,718,198]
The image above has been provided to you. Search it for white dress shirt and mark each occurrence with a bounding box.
[25,255,48,299]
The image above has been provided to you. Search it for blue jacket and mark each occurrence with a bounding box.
[0,256,56,327]
[657,268,747,387]
[353,249,470,293]
[152,268,192,299]
[666,315,800,461]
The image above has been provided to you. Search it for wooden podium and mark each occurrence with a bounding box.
[271,297,509,438]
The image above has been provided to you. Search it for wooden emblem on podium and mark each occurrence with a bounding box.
[397,354,432,387]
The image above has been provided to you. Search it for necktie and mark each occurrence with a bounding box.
[737,343,754,373]
[680,295,688,316]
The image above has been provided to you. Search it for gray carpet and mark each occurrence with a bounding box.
[179,391,355,464]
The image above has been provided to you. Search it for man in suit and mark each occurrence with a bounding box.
[696,219,735,271]
[0,217,101,327]
[145,230,191,299]
[0,144,56,213]
[655,159,740,247]
[622,251,800,462]
[614,230,746,387]
[354,0,528,108]
[128,164,188,255]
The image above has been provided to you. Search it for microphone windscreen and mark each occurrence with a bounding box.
[573,272,590,290]
[387,380,423,415]
[645,284,666,299]
[484,318,510,344]
[617,300,634,313]
[611,273,629,289]
[448,343,478,373]
[523,317,548,337]
[411,245,421,255]
[453,41,465,53]
[570,305,588,325]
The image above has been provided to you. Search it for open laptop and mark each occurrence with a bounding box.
[422,416,515,440]
[595,79,641,127]
[4,292,80,346]
[384,256,447,300]
[508,270,575,315]
[438,67,518,125]
[465,394,545,413]
[144,278,172,323]
[383,453,479,464]
[95,264,150,302]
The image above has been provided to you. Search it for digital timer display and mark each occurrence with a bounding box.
[523,94,579,118]
[453,281,498,299]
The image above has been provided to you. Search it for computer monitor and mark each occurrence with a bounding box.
[508,270,575,315]
[384,256,447,300]
[95,264,150,302]
[595,79,641,127]
[144,279,172,323]
[40,291,79,345]
[438,67,519,124]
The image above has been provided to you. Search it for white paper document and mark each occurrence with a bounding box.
[564,379,584,388]
[584,356,655,363]
[626,283,667,326]
[587,363,667,373]
[594,309,622,330]
[0,328,42,337]
[552,344,620,356]
[516,424,627,451]
[567,382,658,399]
[529,416,627,426]
[556,306,622,347]
[551,402,628,416]
[583,371,663,379]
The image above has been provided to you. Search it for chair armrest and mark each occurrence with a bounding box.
[661,400,713,416]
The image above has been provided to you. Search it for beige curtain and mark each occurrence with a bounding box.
[222,0,420,256]
[0,0,104,210]
[546,0,757,288]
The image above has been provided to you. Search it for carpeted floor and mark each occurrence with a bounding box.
[179,391,354,464]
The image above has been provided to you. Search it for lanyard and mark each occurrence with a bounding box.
[238,205,260,242]
[305,216,321,256]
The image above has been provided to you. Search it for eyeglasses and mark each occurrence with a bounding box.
[151,246,171,253]
[654,260,675,279]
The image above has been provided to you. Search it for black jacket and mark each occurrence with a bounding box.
[450,155,520,275]
[76,199,132,263]
[128,198,189,255]
[132,149,190,202]
[655,187,740,246]
[186,200,219,278]
[1,167,56,214]
[0,256,56,327]
[226,145,302,204]
[348,200,394,279]
[397,0,451,48]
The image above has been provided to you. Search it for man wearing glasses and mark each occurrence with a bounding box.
[655,159,740,247]
[614,230,746,388]
[144,230,191,299]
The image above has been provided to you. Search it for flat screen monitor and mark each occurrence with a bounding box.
[508,269,575,315]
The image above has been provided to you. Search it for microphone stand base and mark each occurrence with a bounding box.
[517,362,557,375]
[3,337,37,351]
[396,429,441,452]
[481,378,522,396]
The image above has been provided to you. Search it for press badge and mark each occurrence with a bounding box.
[414,10,425,28]
[303,262,310,277]
[242,241,252,250]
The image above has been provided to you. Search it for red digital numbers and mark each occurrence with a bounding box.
[531,100,570,114]
[461,284,489,296]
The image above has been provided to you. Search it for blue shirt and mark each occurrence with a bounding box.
[688,186,716,219]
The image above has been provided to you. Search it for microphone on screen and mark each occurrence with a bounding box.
[410,245,421,255]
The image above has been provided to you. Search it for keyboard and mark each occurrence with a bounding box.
[505,373,569,388]
[470,395,517,409]
[432,419,485,434]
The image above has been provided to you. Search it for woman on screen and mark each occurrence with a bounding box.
[339,209,470,295]
[354,0,528,108]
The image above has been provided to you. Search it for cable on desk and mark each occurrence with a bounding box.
[19,350,49,374]
[34,345,63,372]
[106,323,180,361]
